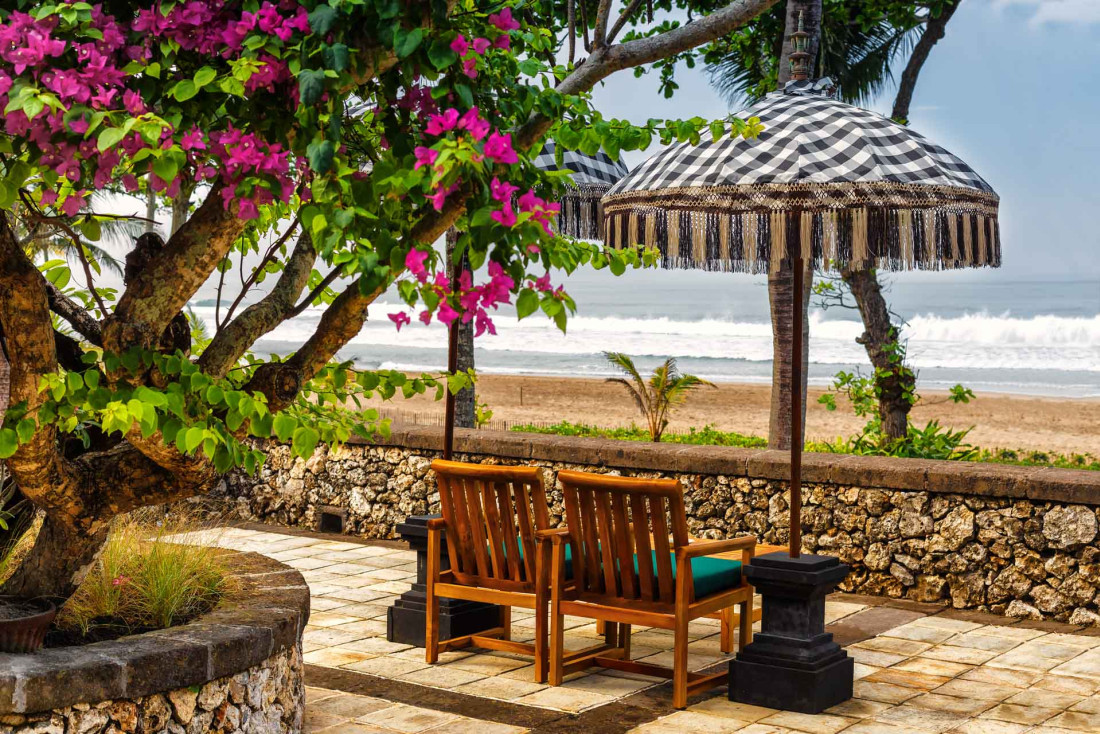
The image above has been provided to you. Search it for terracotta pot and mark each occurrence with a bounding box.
[0,598,57,653]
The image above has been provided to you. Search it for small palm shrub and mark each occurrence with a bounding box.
[603,353,716,442]
[58,513,230,636]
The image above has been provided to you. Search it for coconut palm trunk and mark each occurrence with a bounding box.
[766,0,821,450]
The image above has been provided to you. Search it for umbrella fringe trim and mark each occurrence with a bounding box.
[601,205,1001,273]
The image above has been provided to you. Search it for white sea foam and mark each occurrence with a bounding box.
[191,305,1100,376]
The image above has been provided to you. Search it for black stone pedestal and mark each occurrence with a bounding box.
[729,552,854,714]
[386,515,504,647]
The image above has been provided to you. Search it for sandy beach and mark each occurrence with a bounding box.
[368,374,1100,456]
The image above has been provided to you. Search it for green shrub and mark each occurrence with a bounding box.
[511,421,766,448]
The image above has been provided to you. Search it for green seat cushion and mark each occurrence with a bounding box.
[511,536,574,580]
[634,552,743,599]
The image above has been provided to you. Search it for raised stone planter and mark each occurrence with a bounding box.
[0,552,309,733]
[220,426,1100,622]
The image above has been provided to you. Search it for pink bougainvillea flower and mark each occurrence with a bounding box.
[450,33,469,57]
[437,302,460,326]
[472,37,491,55]
[490,177,519,203]
[484,132,518,164]
[413,145,439,170]
[425,108,460,136]
[389,312,411,330]
[489,8,521,31]
[527,244,541,254]
[237,197,259,220]
[39,190,58,207]
[457,108,490,141]
[532,273,553,292]
[418,310,432,325]
[181,127,206,151]
[491,203,517,227]
[61,192,85,217]
[462,58,478,79]
[493,33,511,50]
[405,247,430,280]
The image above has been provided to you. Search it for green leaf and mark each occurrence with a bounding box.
[427,39,457,70]
[273,413,297,442]
[516,289,539,320]
[194,66,217,87]
[152,156,178,183]
[306,139,335,174]
[308,5,338,33]
[394,28,423,59]
[184,426,205,453]
[297,69,325,106]
[15,419,35,444]
[0,429,16,459]
[172,80,198,101]
[291,426,320,458]
[322,43,350,72]
[453,83,474,109]
[97,126,126,153]
[66,371,84,393]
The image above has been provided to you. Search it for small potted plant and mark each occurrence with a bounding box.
[0,474,55,653]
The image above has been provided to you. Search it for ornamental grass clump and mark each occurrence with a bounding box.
[57,515,229,637]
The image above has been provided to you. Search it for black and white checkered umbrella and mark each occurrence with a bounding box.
[534,141,630,240]
[602,79,1001,273]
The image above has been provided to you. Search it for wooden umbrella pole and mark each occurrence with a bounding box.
[789,255,804,558]
[443,318,458,460]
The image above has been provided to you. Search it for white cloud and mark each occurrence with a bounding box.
[990,0,1100,24]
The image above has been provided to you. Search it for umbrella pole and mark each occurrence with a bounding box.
[789,256,804,559]
[443,319,458,460]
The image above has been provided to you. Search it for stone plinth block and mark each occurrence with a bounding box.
[729,551,854,714]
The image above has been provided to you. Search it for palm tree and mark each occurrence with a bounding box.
[604,352,716,442]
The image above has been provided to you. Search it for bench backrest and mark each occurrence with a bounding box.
[432,459,550,592]
[558,469,691,607]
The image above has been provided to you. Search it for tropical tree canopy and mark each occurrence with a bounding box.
[0,0,779,598]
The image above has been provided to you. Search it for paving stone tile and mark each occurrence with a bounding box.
[424,718,527,734]
[399,666,488,689]
[1041,711,1100,732]
[841,722,931,734]
[856,637,934,657]
[452,676,548,701]
[907,693,996,717]
[633,711,752,733]
[1050,647,1100,679]
[958,666,1039,689]
[854,663,882,681]
[307,686,344,704]
[920,645,1001,666]
[1068,694,1100,713]
[872,703,965,733]
[852,680,923,705]
[893,658,973,679]
[315,694,394,718]
[863,668,951,691]
[980,703,1059,725]
[361,704,461,733]
[303,709,347,733]
[311,612,372,628]
[944,721,1030,734]
[943,633,1025,653]
[1004,688,1082,710]
[931,678,1020,701]
[305,648,378,668]
[343,637,415,655]
[968,626,1046,642]
[881,624,958,645]
[305,627,370,647]
[848,647,910,668]
[332,620,389,637]
[910,617,984,634]
[343,656,430,677]
[690,698,778,721]
[825,698,893,719]
[515,685,614,713]
[444,653,531,676]
[759,711,857,734]
[1033,675,1100,696]
[558,672,655,697]
[288,557,341,570]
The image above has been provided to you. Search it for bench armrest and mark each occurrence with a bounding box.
[677,536,757,560]
[535,527,571,544]
[426,517,447,531]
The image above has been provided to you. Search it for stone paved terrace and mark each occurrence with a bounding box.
[173,524,1100,733]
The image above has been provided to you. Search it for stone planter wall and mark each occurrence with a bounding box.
[220,427,1100,622]
[0,553,309,733]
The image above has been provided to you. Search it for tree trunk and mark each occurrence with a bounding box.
[836,0,957,441]
[766,0,821,450]
[445,229,476,428]
[842,267,914,441]
[768,261,813,449]
[0,516,107,600]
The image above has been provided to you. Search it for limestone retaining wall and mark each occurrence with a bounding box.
[220,427,1100,622]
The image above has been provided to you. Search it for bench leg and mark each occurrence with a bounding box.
[738,594,754,651]
[673,609,690,709]
[720,606,734,654]
[426,528,442,665]
[549,543,566,686]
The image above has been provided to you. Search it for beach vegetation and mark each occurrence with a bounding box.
[604,353,717,442]
[512,421,767,448]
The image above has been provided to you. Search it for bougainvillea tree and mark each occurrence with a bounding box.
[0,0,776,600]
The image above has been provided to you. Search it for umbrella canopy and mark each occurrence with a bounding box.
[600,78,1001,559]
[534,141,630,240]
[601,78,1000,274]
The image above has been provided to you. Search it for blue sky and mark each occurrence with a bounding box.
[590,0,1100,281]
